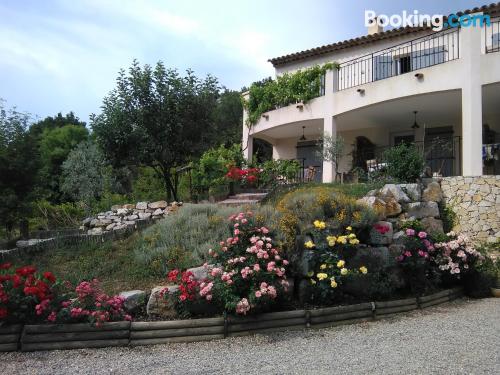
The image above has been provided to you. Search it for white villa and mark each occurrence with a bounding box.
[242,3,500,183]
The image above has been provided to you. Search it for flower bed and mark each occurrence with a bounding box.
[0,287,463,351]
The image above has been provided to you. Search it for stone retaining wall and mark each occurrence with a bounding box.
[440,175,500,243]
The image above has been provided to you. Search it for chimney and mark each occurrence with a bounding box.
[367,16,383,35]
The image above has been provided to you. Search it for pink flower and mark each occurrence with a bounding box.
[261,227,269,234]
[47,311,57,322]
[418,231,427,239]
[253,264,260,272]
[404,251,412,257]
[255,291,262,298]
[405,228,415,236]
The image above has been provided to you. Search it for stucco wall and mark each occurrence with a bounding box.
[440,175,500,243]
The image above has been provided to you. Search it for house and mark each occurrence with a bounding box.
[242,3,500,182]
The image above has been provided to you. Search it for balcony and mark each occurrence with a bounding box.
[336,28,460,91]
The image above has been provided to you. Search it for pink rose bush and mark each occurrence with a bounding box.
[434,232,484,278]
[204,211,289,315]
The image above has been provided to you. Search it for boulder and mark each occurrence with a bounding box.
[187,265,209,281]
[147,285,178,317]
[125,214,138,221]
[405,201,440,219]
[119,290,146,313]
[90,218,100,227]
[124,221,136,226]
[88,227,103,235]
[136,202,149,210]
[152,208,164,216]
[82,217,92,227]
[356,196,387,220]
[138,212,152,220]
[388,244,405,258]
[422,181,443,202]
[123,204,136,210]
[116,208,128,216]
[149,200,168,209]
[384,197,402,217]
[349,246,392,270]
[105,223,116,231]
[379,184,411,203]
[421,217,444,235]
[399,183,421,202]
[97,219,112,226]
[369,221,393,245]
[392,230,406,245]
[111,204,122,212]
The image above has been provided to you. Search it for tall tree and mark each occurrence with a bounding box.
[91,60,220,200]
[0,100,39,236]
[212,89,243,146]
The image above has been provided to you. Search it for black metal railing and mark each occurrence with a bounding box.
[485,18,500,53]
[352,136,462,177]
[337,28,460,91]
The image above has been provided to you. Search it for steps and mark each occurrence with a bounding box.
[218,192,268,206]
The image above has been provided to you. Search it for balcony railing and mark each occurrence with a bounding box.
[336,27,460,91]
[485,18,500,53]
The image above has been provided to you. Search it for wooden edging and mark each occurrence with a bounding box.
[0,288,463,352]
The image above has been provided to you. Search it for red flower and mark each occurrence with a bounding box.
[0,275,11,283]
[43,272,56,284]
[16,266,36,277]
[167,269,180,282]
[0,262,12,270]
[23,286,39,296]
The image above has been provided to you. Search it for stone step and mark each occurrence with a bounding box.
[228,193,268,201]
[218,199,260,206]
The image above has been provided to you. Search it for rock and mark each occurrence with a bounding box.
[87,227,103,235]
[384,197,402,217]
[82,217,92,227]
[421,217,444,235]
[349,246,392,270]
[152,208,164,216]
[119,290,146,313]
[399,183,421,202]
[123,204,136,210]
[369,221,393,245]
[149,200,168,209]
[405,201,440,219]
[356,196,387,220]
[16,239,50,248]
[116,208,128,216]
[125,214,138,221]
[297,279,312,305]
[138,212,152,220]
[136,202,149,210]
[124,221,136,226]
[105,223,116,231]
[379,184,411,203]
[97,219,112,226]
[392,231,406,245]
[90,218,100,227]
[389,244,405,258]
[422,181,443,202]
[147,285,178,317]
[111,204,122,212]
[366,189,378,197]
[187,266,208,281]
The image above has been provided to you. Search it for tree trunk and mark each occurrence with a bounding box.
[161,168,177,202]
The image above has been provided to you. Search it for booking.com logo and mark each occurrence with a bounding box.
[365,10,491,31]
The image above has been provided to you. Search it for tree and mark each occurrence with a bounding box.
[29,112,86,139]
[38,124,89,202]
[0,100,39,236]
[212,89,243,146]
[317,135,345,179]
[91,60,220,201]
[61,140,107,212]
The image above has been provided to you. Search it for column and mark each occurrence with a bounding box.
[322,116,337,183]
[242,128,253,162]
[460,20,483,176]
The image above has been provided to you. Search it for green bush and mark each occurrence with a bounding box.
[132,167,166,202]
[30,200,85,230]
[259,159,301,187]
[382,143,425,182]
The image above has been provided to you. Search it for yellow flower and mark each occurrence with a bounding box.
[348,233,356,239]
[307,271,314,277]
[310,279,317,285]
[337,260,345,268]
[313,220,326,230]
[340,268,348,275]
[327,235,337,247]
[349,239,360,245]
[330,279,338,288]
[304,240,315,249]
[337,236,347,244]
[320,264,327,270]
[317,273,328,281]
[359,266,368,274]
[346,226,352,231]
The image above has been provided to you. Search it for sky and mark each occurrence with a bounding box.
[0,0,491,124]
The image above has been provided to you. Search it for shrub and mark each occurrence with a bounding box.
[259,159,301,187]
[382,143,425,182]
[396,228,440,294]
[31,200,85,230]
[161,269,202,318]
[203,212,290,315]
[303,222,368,304]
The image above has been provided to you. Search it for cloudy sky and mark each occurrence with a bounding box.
[0,0,488,123]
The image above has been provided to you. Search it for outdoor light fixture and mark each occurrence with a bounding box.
[299,126,307,141]
[415,73,424,80]
[411,110,420,129]
[262,114,269,120]
[357,88,365,95]
[296,103,304,110]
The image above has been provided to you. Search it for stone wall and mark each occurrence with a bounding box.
[440,175,500,243]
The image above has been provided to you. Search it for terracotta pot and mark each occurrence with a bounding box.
[491,287,500,298]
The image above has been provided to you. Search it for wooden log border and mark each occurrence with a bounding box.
[0,288,463,352]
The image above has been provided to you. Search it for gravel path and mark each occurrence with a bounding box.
[2,298,499,375]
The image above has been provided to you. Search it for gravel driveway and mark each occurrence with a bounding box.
[2,298,499,375]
